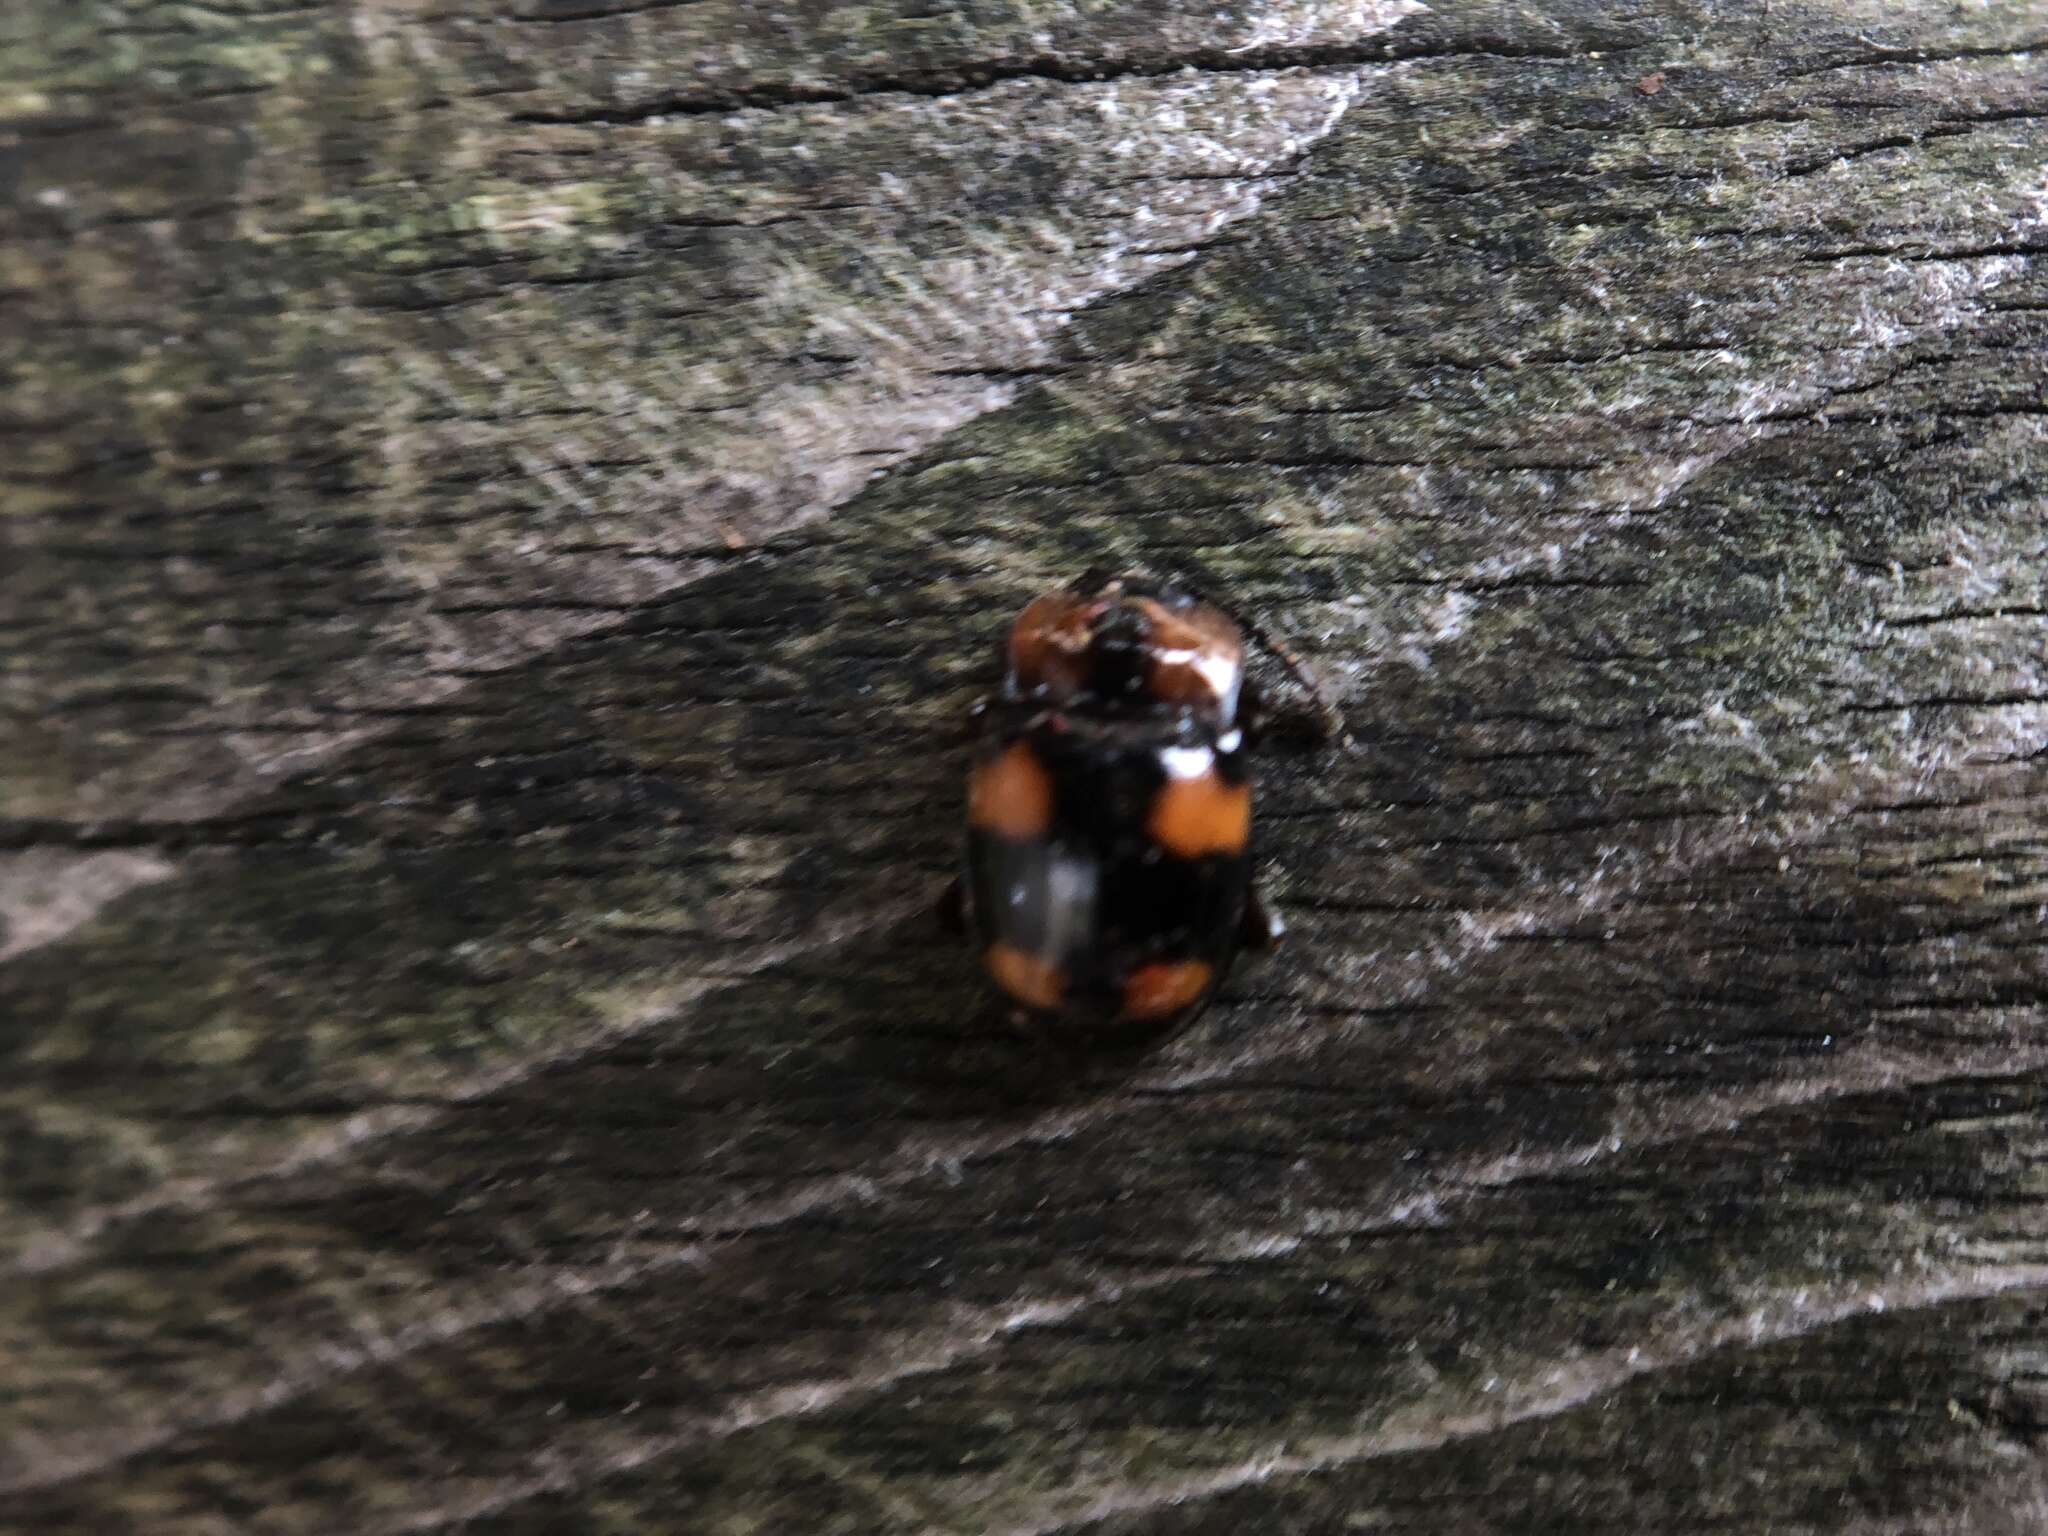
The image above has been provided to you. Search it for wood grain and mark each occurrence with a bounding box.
[3,1,2046,1530]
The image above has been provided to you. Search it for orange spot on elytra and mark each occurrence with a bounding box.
[986,943,1065,1011]
[1147,756,1250,858]
[969,741,1055,841]
[1121,958,1214,1020]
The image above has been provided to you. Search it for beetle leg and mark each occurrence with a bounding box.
[1239,886,1285,951]
[935,876,968,940]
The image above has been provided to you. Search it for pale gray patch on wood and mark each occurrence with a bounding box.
[3,3,1422,962]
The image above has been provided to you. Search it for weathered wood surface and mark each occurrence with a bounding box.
[4,0,2048,1530]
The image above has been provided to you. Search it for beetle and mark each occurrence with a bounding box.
[940,569,1339,1029]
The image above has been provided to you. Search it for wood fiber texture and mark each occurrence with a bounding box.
[3,1,2047,1531]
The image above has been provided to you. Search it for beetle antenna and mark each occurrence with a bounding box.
[1239,615,1355,751]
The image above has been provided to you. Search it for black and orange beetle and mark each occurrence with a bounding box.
[940,570,1339,1029]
